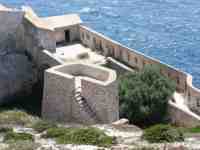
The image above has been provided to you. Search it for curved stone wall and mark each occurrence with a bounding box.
[42,63,118,124]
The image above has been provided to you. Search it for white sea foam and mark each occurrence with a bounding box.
[79,7,91,13]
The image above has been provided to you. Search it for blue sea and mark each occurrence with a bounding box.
[1,0,200,87]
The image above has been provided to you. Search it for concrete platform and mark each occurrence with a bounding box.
[54,43,106,65]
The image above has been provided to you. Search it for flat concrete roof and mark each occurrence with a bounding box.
[53,43,106,65]
[42,14,82,29]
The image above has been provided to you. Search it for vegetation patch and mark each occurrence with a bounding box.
[186,126,200,133]
[4,131,34,142]
[0,110,38,126]
[119,65,176,127]
[4,141,40,150]
[142,124,184,143]
[42,127,68,138]
[31,120,57,133]
[43,127,114,147]
[0,127,13,134]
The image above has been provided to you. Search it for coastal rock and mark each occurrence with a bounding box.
[0,52,37,104]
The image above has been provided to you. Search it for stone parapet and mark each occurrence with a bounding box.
[42,63,118,124]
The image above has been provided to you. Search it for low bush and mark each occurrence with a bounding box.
[4,141,40,150]
[119,65,176,127]
[187,126,200,133]
[4,131,34,142]
[0,127,13,133]
[0,110,38,126]
[43,127,114,147]
[31,120,57,132]
[42,127,68,138]
[142,124,184,143]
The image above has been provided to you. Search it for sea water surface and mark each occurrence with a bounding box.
[1,0,200,87]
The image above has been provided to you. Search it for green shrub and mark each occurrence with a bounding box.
[43,127,114,147]
[119,65,176,126]
[0,127,13,133]
[142,124,184,143]
[42,127,68,138]
[4,141,40,150]
[187,126,200,133]
[4,131,34,142]
[0,110,38,126]
[31,120,57,132]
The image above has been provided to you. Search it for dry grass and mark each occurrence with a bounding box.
[0,109,39,126]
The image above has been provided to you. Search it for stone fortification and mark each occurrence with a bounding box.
[42,63,118,124]
[1,4,200,126]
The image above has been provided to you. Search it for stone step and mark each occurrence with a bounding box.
[75,93,81,98]
[76,96,82,101]
[74,87,100,122]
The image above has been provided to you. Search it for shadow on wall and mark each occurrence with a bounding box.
[0,79,43,116]
[0,64,51,116]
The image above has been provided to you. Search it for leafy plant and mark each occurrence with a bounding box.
[42,127,68,138]
[31,120,57,132]
[142,124,184,143]
[4,131,34,142]
[119,65,176,126]
[43,127,114,147]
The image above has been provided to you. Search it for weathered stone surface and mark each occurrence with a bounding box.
[42,63,118,124]
[112,119,129,126]
[0,52,37,104]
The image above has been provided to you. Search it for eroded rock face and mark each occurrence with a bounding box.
[0,51,37,104]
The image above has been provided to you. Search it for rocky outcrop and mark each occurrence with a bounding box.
[0,50,37,104]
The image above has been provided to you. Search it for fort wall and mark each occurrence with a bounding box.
[18,8,56,64]
[81,78,119,123]
[42,68,75,122]
[42,63,118,124]
[168,101,200,127]
[0,6,24,50]
[1,4,200,125]
[79,25,200,114]
[54,25,80,44]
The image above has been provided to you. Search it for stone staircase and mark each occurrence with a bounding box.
[74,77,100,123]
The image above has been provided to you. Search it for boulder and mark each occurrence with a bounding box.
[112,118,129,126]
[0,52,37,104]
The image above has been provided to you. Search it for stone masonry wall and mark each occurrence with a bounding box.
[0,7,24,50]
[54,25,80,43]
[168,101,200,127]
[42,63,118,124]
[19,13,56,65]
[81,78,119,123]
[42,70,74,122]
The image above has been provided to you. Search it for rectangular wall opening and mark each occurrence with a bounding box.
[65,30,70,43]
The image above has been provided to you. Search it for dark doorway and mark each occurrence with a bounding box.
[65,30,70,43]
